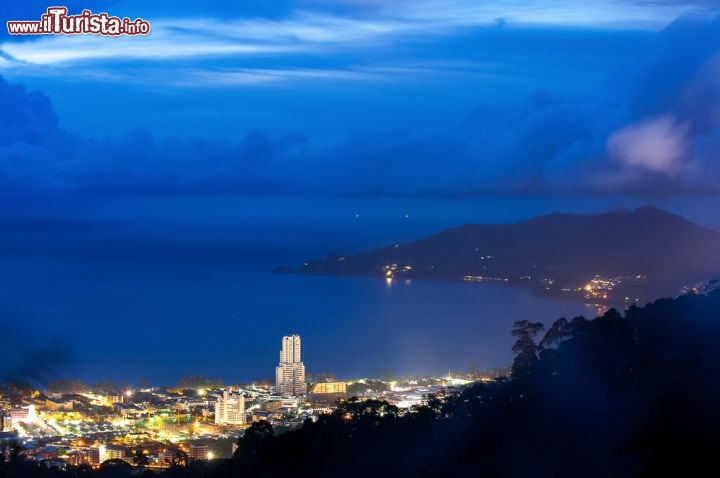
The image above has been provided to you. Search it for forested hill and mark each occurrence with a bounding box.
[295,207,720,304]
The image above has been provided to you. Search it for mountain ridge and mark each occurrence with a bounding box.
[293,207,720,305]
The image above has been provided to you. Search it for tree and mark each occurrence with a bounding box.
[8,442,21,462]
[375,370,395,382]
[235,420,274,460]
[178,375,223,389]
[511,320,544,378]
[100,458,132,471]
[46,379,89,394]
[538,317,570,350]
[166,450,189,468]
[3,381,34,397]
[338,398,399,422]
[132,448,149,469]
[315,372,337,383]
[468,361,480,376]
[94,380,119,394]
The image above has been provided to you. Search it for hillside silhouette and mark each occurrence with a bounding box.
[297,207,720,304]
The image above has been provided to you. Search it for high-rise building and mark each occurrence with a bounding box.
[275,334,307,396]
[214,388,245,425]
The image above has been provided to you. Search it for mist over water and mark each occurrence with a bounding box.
[1,194,718,386]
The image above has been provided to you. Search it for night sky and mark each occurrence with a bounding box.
[2,1,720,385]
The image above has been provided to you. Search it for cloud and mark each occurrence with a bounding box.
[677,51,720,133]
[1,0,709,72]
[1,15,720,198]
[1,0,717,97]
[0,75,58,146]
[607,115,690,175]
[1,31,302,65]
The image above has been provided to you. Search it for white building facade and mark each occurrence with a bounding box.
[275,335,307,396]
[214,388,245,425]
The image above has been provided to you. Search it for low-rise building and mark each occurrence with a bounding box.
[9,405,36,422]
[105,445,126,461]
[188,444,209,461]
[46,398,74,411]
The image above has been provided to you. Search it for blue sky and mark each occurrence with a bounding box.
[1,0,720,197]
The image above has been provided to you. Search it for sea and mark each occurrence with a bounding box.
[1,194,718,386]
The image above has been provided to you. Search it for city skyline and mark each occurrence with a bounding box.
[1,327,487,469]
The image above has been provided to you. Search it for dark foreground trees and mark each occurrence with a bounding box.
[222,290,720,477]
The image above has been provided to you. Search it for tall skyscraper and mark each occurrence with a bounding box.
[215,388,246,425]
[275,334,307,396]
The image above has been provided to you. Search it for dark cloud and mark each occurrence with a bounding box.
[593,16,720,192]
[0,76,59,147]
[1,16,720,197]
[301,17,720,197]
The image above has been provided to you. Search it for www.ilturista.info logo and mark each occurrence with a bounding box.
[7,7,151,36]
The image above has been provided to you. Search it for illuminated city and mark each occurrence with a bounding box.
[0,334,496,470]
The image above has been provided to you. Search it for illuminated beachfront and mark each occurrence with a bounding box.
[0,335,495,470]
